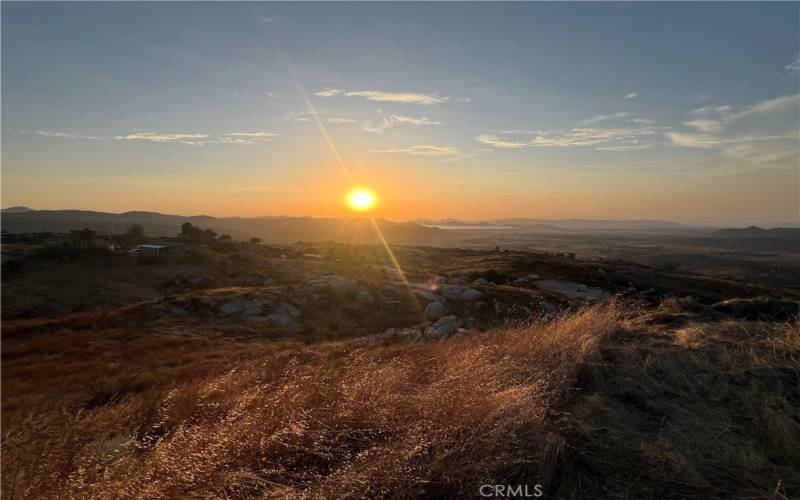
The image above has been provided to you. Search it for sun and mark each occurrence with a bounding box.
[346,187,377,212]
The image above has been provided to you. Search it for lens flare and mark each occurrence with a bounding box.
[346,188,377,212]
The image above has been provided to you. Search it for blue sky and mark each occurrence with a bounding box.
[2,2,798,224]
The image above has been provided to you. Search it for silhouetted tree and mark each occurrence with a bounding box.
[180,222,195,240]
[249,237,261,244]
[121,224,145,247]
[125,224,145,240]
[179,222,218,244]
[66,227,99,256]
[219,234,232,240]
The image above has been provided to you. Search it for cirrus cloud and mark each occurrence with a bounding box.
[785,54,800,72]
[17,130,278,146]
[476,126,663,151]
[363,114,442,134]
[474,134,528,149]
[369,145,458,157]
[579,112,631,126]
[668,94,799,165]
[315,89,451,106]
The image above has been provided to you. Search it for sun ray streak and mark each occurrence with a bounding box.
[283,58,353,184]
[283,56,420,315]
[370,218,422,313]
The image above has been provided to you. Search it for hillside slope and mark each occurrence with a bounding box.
[2,302,797,498]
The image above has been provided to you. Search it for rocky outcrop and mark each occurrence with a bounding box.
[217,297,303,328]
[417,290,445,303]
[306,275,359,296]
[439,286,485,302]
[247,302,303,327]
[533,280,609,301]
[424,315,460,339]
[424,301,447,320]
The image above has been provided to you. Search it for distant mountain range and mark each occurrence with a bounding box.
[0,209,457,246]
[413,217,689,231]
[2,206,34,213]
[714,226,800,239]
[3,209,797,245]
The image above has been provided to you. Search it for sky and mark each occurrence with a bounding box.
[2,2,798,225]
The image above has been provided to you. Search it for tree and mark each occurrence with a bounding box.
[219,234,232,240]
[66,227,99,256]
[122,224,145,246]
[69,228,95,249]
[179,222,218,244]
[180,222,195,240]
[125,224,145,239]
[69,229,83,246]
[249,237,261,244]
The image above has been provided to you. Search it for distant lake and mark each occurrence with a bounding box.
[423,224,513,230]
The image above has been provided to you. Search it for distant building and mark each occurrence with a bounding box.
[137,244,168,256]
[137,240,185,256]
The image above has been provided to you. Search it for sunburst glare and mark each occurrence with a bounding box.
[346,187,377,212]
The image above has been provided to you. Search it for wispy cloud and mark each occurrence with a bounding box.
[115,132,211,145]
[18,130,278,146]
[325,117,356,124]
[477,126,663,151]
[315,89,451,106]
[257,16,273,23]
[474,134,528,149]
[500,129,536,135]
[785,54,800,72]
[363,114,441,133]
[369,145,458,157]
[739,94,799,116]
[668,94,799,164]
[21,130,84,139]
[218,132,279,144]
[221,132,278,138]
[690,95,798,123]
[314,89,342,98]
[683,119,722,133]
[667,131,798,164]
[284,110,325,122]
[596,144,651,152]
[579,112,631,126]
[531,127,659,147]
[666,132,794,149]
[624,92,638,99]
[264,92,284,98]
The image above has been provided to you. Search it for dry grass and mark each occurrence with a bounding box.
[2,304,624,499]
[565,300,800,498]
[5,299,798,498]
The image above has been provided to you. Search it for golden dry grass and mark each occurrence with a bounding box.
[2,304,624,499]
[4,299,798,499]
[565,301,800,499]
